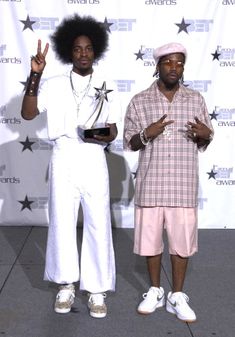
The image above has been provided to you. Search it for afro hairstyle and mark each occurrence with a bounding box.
[50,14,109,64]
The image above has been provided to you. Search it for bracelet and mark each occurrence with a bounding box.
[139,129,150,145]
[25,70,42,96]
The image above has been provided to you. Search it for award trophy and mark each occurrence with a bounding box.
[77,81,113,139]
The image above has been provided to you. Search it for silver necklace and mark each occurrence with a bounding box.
[70,70,92,116]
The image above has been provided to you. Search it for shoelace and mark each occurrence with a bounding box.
[178,293,189,303]
[89,293,106,305]
[57,289,75,301]
[170,292,189,305]
[142,288,162,299]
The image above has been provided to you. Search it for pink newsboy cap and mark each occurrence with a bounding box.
[153,42,187,64]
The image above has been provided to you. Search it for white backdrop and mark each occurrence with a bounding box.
[0,0,235,228]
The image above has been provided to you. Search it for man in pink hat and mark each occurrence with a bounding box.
[124,42,213,322]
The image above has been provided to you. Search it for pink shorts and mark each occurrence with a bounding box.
[134,206,198,257]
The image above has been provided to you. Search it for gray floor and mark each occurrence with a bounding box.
[0,226,235,337]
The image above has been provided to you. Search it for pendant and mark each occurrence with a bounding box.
[163,126,172,140]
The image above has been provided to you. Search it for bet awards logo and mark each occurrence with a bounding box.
[18,195,48,211]
[207,165,235,185]
[145,0,177,4]
[134,45,155,67]
[198,197,208,210]
[184,80,211,93]
[212,45,235,67]
[67,0,99,3]
[0,165,20,184]
[210,106,235,126]
[222,0,235,4]
[0,44,21,64]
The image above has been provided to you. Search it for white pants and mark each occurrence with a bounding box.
[44,137,116,293]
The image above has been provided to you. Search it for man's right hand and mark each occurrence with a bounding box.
[21,40,49,120]
[31,39,49,73]
[145,114,174,140]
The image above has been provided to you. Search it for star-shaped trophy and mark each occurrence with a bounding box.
[77,81,113,139]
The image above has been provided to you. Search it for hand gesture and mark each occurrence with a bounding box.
[145,114,174,140]
[31,39,49,73]
[187,117,212,140]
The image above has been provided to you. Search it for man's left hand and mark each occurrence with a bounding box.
[187,117,212,141]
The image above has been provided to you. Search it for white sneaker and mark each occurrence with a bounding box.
[166,291,196,322]
[88,293,107,318]
[54,284,75,314]
[137,286,165,314]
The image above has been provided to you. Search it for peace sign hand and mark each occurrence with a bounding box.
[145,114,174,140]
[187,117,212,140]
[31,39,49,73]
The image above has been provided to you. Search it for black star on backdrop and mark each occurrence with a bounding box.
[102,17,113,33]
[134,49,145,61]
[20,15,36,32]
[18,195,34,211]
[211,50,221,61]
[19,136,35,152]
[209,110,219,121]
[207,169,217,180]
[175,17,191,34]
[20,76,29,92]
[94,82,113,102]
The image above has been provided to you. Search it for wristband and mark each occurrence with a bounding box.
[25,70,42,96]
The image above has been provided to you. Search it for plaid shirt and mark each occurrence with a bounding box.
[124,81,213,207]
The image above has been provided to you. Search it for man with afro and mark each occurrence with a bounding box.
[21,14,120,318]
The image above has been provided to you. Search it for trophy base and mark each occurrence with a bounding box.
[77,126,110,139]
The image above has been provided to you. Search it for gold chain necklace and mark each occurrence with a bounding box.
[69,70,92,116]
